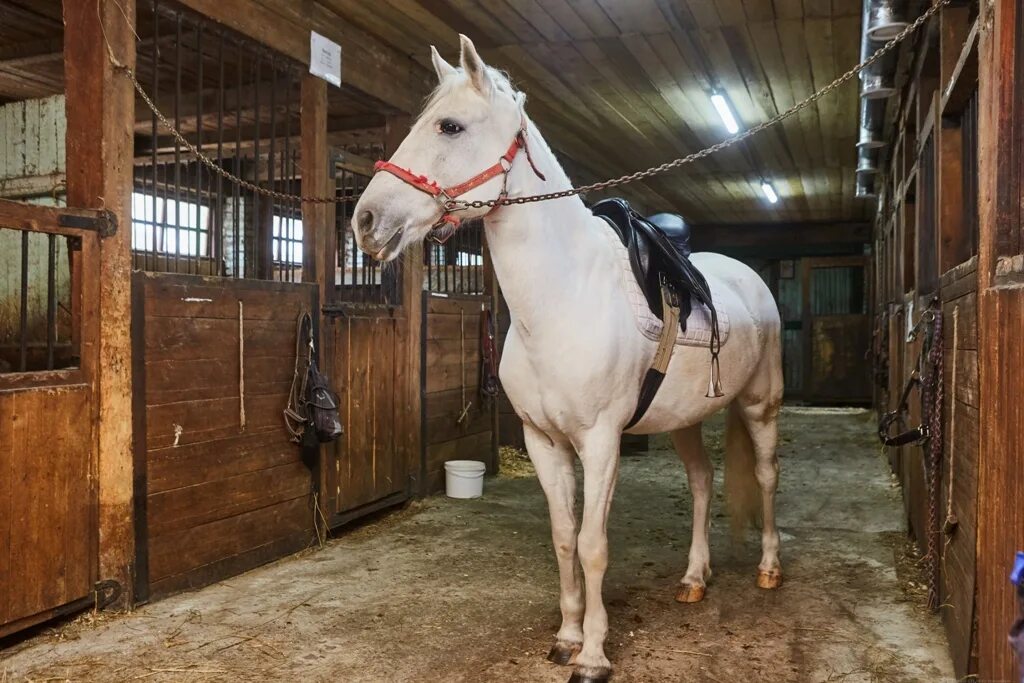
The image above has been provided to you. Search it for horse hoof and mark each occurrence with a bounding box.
[756,569,783,590]
[675,583,706,603]
[569,667,612,683]
[547,641,581,666]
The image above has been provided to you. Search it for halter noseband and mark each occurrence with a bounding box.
[372,120,546,243]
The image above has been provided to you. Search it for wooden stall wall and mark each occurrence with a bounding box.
[975,0,1024,679]
[938,258,979,675]
[133,273,317,600]
[870,3,982,678]
[422,293,497,494]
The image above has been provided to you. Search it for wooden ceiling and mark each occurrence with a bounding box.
[329,0,868,225]
[0,0,870,226]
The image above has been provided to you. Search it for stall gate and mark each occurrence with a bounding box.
[0,198,105,637]
[323,161,414,521]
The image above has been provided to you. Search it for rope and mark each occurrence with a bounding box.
[109,0,951,206]
[239,300,246,430]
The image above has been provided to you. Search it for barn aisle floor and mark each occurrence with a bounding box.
[1,408,954,682]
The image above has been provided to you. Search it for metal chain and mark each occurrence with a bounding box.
[117,0,949,206]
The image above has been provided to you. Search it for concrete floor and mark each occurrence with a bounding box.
[1,407,954,682]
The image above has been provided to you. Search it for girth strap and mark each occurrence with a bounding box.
[625,283,680,429]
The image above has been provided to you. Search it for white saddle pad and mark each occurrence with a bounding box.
[601,223,730,348]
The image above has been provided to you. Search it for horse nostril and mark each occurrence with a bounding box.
[356,209,375,237]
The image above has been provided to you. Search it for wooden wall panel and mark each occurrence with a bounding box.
[938,259,980,679]
[422,294,497,494]
[134,273,317,600]
[977,286,1024,682]
[0,384,93,634]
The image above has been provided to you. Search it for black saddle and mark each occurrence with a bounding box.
[592,198,709,325]
[592,198,723,427]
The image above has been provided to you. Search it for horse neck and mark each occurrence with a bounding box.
[483,119,606,328]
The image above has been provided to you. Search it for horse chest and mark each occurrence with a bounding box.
[498,322,640,435]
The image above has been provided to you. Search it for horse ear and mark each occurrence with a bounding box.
[430,46,456,82]
[458,34,491,94]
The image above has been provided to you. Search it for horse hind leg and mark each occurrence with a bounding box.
[669,423,713,603]
[731,358,784,589]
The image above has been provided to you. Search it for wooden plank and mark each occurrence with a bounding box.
[140,273,316,321]
[149,532,310,599]
[0,386,93,625]
[143,317,295,363]
[147,495,311,583]
[148,431,300,493]
[64,0,137,609]
[148,462,310,536]
[425,430,493,473]
[176,0,433,115]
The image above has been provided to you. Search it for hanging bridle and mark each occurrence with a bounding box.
[372,118,546,242]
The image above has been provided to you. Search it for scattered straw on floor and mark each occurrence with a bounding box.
[499,446,534,478]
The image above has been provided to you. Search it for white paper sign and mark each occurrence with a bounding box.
[310,31,342,87]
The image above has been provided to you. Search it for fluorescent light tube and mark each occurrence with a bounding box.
[761,180,779,204]
[710,92,740,135]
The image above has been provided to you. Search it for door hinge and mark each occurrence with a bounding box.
[58,209,117,238]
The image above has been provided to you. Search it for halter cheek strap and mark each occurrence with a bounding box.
[372,123,546,242]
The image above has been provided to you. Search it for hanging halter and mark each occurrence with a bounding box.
[372,119,546,243]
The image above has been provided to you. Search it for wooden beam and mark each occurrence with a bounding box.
[63,0,137,609]
[300,73,331,516]
[174,0,433,114]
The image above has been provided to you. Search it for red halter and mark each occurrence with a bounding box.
[372,122,546,242]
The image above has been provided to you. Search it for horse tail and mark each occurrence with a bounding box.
[724,404,761,537]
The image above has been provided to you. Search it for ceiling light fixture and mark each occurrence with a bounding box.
[761,180,779,204]
[710,91,740,135]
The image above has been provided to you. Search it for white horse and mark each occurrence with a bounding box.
[352,35,783,683]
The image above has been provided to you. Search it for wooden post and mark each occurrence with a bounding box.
[976,1,1024,680]
[63,0,137,609]
[301,74,332,513]
[386,114,423,495]
[302,75,330,295]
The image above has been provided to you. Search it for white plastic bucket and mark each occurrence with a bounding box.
[444,460,486,499]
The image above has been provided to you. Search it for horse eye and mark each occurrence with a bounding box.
[439,119,464,136]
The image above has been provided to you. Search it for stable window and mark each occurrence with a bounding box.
[272,215,303,266]
[131,192,211,257]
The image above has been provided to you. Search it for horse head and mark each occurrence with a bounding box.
[352,35,529,261]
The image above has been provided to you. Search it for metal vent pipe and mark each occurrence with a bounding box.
[858,98,887,149]
[857,146,880,175]
[866,0,909,41]
[856,174,878,198]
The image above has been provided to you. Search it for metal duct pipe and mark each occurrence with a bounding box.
[860,25,897,99]
[866,0,908,41]
[856,174,878,198]
[857,98,887,149]
[857,146,880,175]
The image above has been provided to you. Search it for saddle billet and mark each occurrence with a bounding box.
[592,198,723,429]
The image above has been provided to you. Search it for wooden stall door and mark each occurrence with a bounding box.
[324,159,412,519]
[0,200,101,638]
[802,256,872,403]
[325,308,411,518]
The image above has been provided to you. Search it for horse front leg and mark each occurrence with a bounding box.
[570,427,620,683]
[523,424,584,665]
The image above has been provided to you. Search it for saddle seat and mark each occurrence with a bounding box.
[591,198,705,326]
